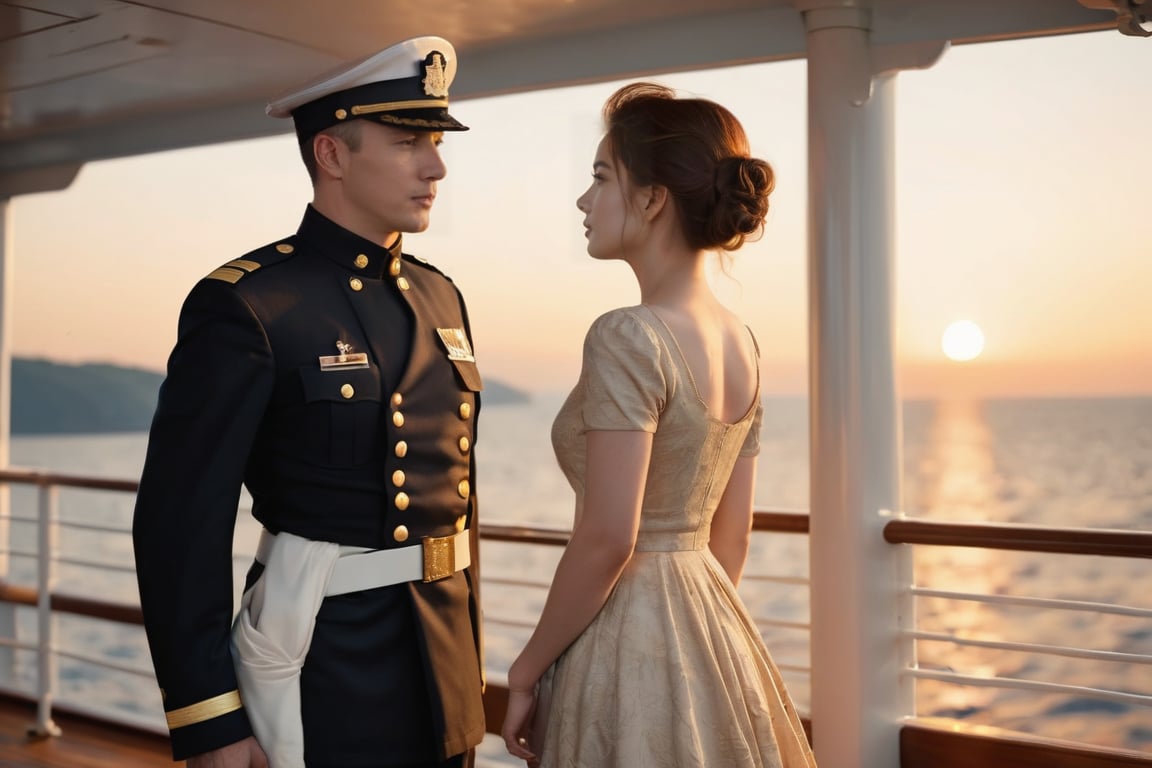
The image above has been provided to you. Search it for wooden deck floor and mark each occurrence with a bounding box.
[0,695,172,768]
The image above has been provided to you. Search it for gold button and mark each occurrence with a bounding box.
[397,276,410,292]
[395,492,410,511]
[457,479,470,498]
[349,277,363,291]
[393,411,405,428]
[391,392,403,407]
[340,384,354,399]
[394,440,408,458]
[455,515,467,532]
[458,402,471,420]
[389,258,402,277]
[392,470,405,487]
[354,254,369,269]
[275,243,294,254]
[458,436,470,454]
[393,524,409,542]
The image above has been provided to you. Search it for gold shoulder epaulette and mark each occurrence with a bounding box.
[205,241,296,284]
[206,258,263,284]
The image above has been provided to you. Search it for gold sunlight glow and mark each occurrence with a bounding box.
[941,321,986,362]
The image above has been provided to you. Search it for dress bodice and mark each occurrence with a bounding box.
[550,306,763,550]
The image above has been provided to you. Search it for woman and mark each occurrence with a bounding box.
[501,82,817,768]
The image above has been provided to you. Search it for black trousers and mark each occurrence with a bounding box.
[396,757,465,768]
[310,756,465,768]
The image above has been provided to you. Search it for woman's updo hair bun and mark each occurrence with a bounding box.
[602,82,776,253]
[709,156,775,251]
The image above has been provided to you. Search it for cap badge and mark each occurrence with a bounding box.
[319,340,370,370]
[422,51,449,98]
[436,328,476,362]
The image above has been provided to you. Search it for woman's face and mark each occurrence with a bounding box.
[576,137,642,261]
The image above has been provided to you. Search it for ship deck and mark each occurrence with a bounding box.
[0,694,170,768]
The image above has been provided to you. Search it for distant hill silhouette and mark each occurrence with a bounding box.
[11,357,529,435]
[12,358,165,435]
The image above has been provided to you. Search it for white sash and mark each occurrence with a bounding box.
[230,531,341,768]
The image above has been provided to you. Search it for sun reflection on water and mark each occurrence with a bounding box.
[907,398,1151,751]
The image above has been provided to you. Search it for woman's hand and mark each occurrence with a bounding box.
[502,685,539,766]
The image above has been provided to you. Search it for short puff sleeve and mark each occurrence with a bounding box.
[580,309,668,433]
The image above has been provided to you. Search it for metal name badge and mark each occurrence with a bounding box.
[436,328,475,362]
[319,340,369,371]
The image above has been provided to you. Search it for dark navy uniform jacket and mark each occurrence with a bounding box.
[132,205,485,762]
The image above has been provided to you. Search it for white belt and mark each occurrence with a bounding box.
[255,529,471,596]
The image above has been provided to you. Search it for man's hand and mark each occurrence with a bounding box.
[187,736,268,768]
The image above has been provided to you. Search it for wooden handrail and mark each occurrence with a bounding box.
[480,522,571,546]
[754,510,810,534]
[6,465,1147,557]
[0,467,139,493]
[0,581,145,625]
[884,519,1152,559]
[483,511,810,545]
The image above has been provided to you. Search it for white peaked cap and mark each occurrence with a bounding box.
[266,36,467,138]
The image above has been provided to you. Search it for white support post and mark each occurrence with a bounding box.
[0,199,14,682]
[794,2,945,765]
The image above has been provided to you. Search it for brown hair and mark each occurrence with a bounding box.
[602,82,775,252]
[299,121,363,184]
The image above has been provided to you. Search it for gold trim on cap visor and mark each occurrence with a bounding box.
[351,98,449,116]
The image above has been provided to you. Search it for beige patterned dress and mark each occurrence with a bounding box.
[540,306,817,768]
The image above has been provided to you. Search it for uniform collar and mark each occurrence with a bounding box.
[295,204,404,279]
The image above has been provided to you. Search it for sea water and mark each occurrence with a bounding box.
[3,395,1150,761]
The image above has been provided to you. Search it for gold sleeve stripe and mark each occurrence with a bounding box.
[226,259,262,272]
[165,690,243,730]
[206,267,244,284]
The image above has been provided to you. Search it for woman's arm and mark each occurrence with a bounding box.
[508,429,652,688]
[503,429,653,761]
[708,455,757,586]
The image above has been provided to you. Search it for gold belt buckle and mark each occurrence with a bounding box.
[422,534,455,582]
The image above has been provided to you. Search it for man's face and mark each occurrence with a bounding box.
[340,121,447,241]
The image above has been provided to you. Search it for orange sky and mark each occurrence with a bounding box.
[8,31,1151,399]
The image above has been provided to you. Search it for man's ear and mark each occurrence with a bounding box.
[641,185,669,222]
[313,133,346,180]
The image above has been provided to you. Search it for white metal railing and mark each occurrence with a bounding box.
[0,467,1150,757]
[911,586,1152,617]
[908,668,1152,708]
[34,484,59,736]
[910,629,1152,665]
[903,584,1152,712]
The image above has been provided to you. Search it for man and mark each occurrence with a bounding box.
[132,36,485,768]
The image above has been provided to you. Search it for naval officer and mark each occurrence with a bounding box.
[132,36,485,768]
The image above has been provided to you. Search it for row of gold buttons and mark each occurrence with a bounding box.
[454,396,472,534]
[393,390,410,542]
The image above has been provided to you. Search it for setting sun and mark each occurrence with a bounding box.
[941,321,985,362]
